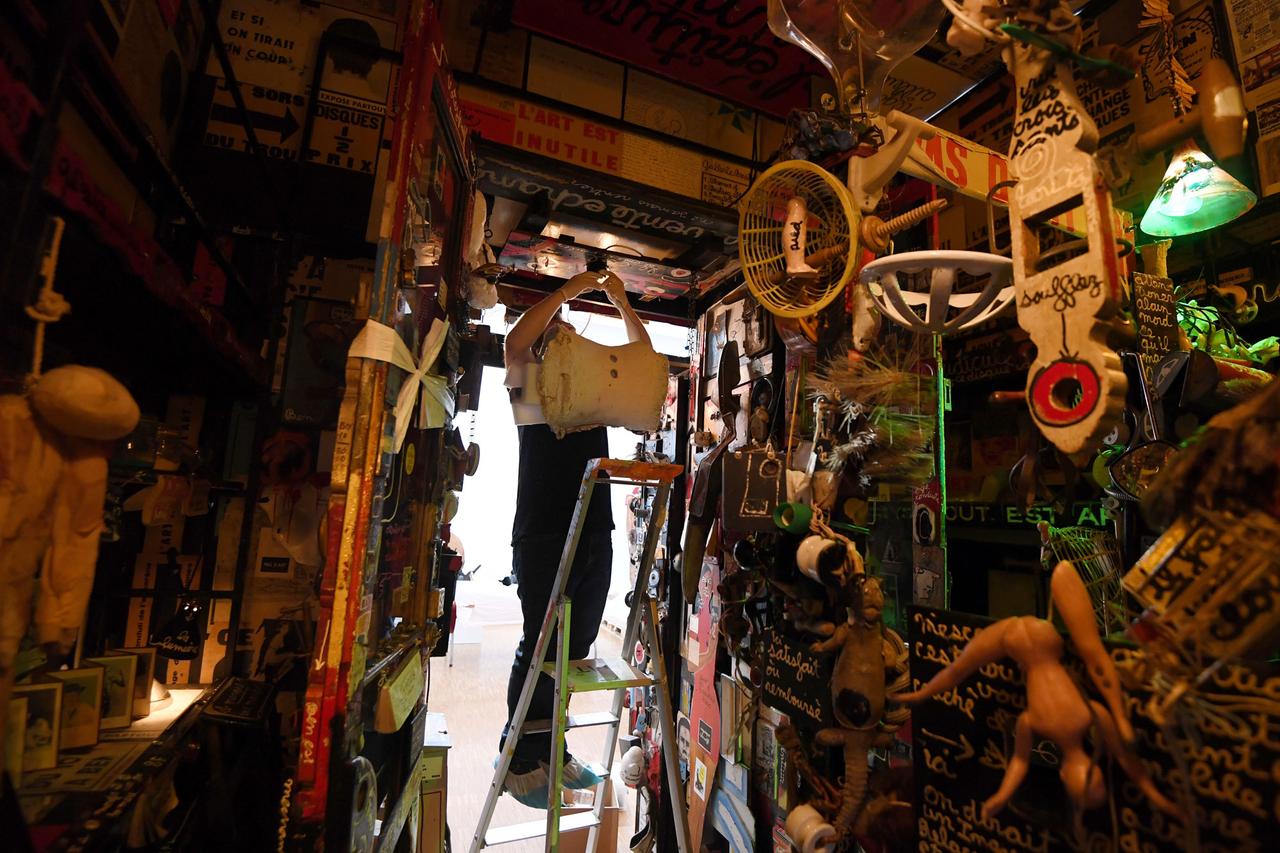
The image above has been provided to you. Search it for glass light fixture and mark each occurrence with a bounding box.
[768,0,944,115]
[1140,141,1257,237]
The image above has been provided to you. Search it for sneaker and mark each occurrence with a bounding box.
[556,755,605,790]
[496,755,551,809]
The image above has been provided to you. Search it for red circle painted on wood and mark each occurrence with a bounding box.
[1030,360,1101,427]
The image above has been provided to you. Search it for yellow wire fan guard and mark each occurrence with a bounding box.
[738,159,860,319]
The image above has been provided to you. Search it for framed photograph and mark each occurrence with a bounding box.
[12,682,61,771]
[46,667,103,749]
[110,647,157,719]
[85,656,137,730]
[5,696,27,782]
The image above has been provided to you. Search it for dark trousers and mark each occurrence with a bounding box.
[502,529,612,765]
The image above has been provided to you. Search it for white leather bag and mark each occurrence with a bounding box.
[533,326,668,438]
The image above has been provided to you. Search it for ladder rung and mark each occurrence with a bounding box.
[589,459,682,483]
[484,811,599,846]
[523,711,618,734]
[542,657,654,693]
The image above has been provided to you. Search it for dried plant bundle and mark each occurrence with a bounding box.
[808,347,937,487]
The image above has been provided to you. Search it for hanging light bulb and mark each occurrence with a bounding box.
[1140,141,1257,237]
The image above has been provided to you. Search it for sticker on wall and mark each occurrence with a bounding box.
[686,558,721,852]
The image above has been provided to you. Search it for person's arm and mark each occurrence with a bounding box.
[504,271,605,368]
[602,273,651,347]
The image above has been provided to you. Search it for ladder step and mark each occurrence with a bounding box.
[541,657,654,693]
[484,811,599,846]
[523,711,618,734]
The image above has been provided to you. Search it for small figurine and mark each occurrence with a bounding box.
[900,561,1181,820]
[810,578,910,836]
[784,577,910,848]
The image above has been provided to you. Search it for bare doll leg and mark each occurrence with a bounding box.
[1088,699,1182,819]
[982,711,1033,819]
[1052,560,1133,744]
[899,619,1014,703]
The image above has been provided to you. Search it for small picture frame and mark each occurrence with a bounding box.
[45,667,103,750]
[85,655,137,730]
[5,696,28,783]
[12,682,61,771]
[110,647,157,719]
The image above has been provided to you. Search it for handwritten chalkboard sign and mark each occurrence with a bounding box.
[1132,272,1180,382]
[909,606,1280,851]
[760,630,833,731]
[944,327,1033,384]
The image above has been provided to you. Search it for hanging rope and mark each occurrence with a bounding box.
[24,216,71,386]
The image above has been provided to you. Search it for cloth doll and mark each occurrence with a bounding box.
[0,365,138,772]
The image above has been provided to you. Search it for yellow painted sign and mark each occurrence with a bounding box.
[460,83,752,208]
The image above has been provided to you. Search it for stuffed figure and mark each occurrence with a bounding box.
[0,365,139,772]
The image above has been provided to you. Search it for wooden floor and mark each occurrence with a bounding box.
[431,591,636,852]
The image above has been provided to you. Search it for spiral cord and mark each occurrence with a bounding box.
[277,777,294,853]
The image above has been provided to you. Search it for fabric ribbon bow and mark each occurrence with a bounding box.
[348,318,453,453]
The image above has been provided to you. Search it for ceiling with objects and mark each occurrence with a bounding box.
[441,0,1264,317]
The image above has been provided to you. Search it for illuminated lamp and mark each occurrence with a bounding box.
[1140,141,1256,237]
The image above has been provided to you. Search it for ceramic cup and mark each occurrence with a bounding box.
[785,804,835,853]
[796,534,845,583]
[773,502,813,534]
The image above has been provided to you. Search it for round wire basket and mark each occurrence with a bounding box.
[738,159,860,318]
[1040,523,1127,635]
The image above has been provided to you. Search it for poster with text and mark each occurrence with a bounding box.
[1224,0,1280,195]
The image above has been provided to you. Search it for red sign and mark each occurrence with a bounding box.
[511,0,821,116]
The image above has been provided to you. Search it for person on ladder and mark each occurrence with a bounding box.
[499,258,652,807]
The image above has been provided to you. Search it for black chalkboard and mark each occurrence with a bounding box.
[1132,272,1180,383]
[908,606,1280,850]
[760,630,833,731]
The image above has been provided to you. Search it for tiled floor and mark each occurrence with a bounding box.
[429,579,636,852]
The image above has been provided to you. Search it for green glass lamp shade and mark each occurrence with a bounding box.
[1140,142,1256,237]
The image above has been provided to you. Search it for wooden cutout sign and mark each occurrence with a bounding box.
[1005,39,1127,455]
[687,558,722,853]
[1124,507,1280,661]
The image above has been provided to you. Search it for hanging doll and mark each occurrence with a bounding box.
[0,218,141,774]
[0,370,139,768]
[899,561,1182,820]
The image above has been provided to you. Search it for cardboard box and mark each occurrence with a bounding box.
[558,777,621,853]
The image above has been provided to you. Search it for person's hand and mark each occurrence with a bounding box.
[602,273,629,305]
[560,270,607,300]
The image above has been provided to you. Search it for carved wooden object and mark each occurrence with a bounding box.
[1003,20,1128,455]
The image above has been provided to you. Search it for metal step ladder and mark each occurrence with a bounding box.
[469,458,691,853]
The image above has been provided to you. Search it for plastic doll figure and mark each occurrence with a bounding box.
[899,561,1181,820]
